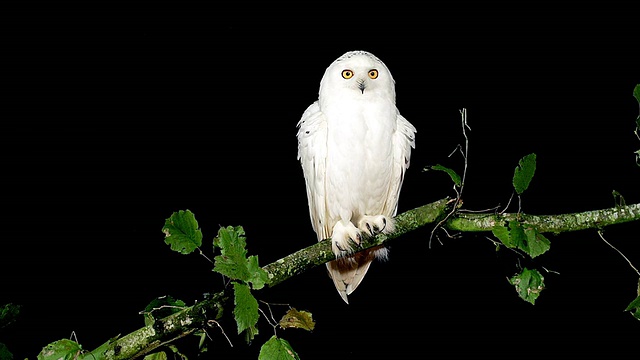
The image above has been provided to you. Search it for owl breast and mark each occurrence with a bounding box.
[322,96,397,224]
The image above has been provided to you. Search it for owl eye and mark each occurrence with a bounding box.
[368,69,379,79]
[341,70,354,79]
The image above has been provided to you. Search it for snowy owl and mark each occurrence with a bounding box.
[296,50,416,303]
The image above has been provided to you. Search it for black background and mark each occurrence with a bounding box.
[3,8,639,359]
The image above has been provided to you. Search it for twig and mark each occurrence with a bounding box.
[430,108,470,247]
[598,230,640,276]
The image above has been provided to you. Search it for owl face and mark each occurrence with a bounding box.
[319,51,396,103]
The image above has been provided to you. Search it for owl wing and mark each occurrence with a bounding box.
[296,101,330,242]
[386,113,417,216]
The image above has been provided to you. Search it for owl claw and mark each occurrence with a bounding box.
[349,234,362,248]
[330,221,362,257]
[358,215,393,236]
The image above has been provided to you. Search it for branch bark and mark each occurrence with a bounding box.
[83,292,226,360]
[80,199,639,359]
[447,203,640,233]
[263,197,453,287]
[264,200,640,286]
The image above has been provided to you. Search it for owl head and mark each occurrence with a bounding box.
[318,50,396,104]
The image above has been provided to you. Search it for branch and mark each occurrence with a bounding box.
[80,199,639,359]
[83,292,226,360]
[447,203,640,233]
[263,201,640,286]
[263,198,453,287]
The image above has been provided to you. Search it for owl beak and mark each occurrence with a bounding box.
[358,82,366,94]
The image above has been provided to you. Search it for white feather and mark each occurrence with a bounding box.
[297,51,416,303]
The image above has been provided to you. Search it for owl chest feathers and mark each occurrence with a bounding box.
[320,96,398,220]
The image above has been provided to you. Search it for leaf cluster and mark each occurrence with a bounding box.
[160,211,310,358]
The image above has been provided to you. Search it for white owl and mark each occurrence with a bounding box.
[296,50,416,303]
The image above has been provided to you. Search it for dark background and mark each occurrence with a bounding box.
[3,9,639,359]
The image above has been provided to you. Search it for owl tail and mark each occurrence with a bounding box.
[326,246,387,304]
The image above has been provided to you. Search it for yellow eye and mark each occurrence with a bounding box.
[368,69,378,79]
[341,70,354,79]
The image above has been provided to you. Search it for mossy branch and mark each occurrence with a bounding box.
[263,200,640,286]
[81,293,226,360]
[79,199,638,359]
[263,197,453,287]
[447,203,640,233]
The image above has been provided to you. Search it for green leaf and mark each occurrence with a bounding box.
[625,295,640,320]
[492,223,514,248]
[0,343,13,360]
[144,351,168,360]
[259,336,300,360]
[427,164,462,187]
[142,295,187,326]
[492,221,550,258]
[214,226,249,280]
[523,226,551,258]
[509,268,545,304]
[279,308,316,331]
[233,282,259,341]
[162,210,203,254]
[37,339,82,360]
[492,221,525,250]
[214,226,269,290]
[0,303,21,329]
[625,278,640,320]
[513,153,537,195]
[246,255,269,290]
[509,220,527,250]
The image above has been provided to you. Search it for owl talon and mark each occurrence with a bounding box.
[330,221,362,256]
[358,215,393,236]
[349,235,362,248]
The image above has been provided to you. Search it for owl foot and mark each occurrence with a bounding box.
[358,215,395,236]
[331,221,362,257]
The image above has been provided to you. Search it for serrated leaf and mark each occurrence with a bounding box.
[493,220,526,249]
[0,303,21,329]
[162,210,203,254]
[513,153,537,194]
[493,221,550,258]
[142,295,187,326]
[509,268,545,304]
[279,308,316,331]
[427,164,462,187]
[214,226,249,280]
[625,295,640,313]
[214,225,248,256]
[509,221,527,250]
[492,223,514,248]
[523,226,551,258]
[259,335,300,360]
[246,255,269,290]
[625,279,640,320]
[37,339,82,360]
[214,226,268,289]
[233,282,259,341]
